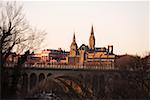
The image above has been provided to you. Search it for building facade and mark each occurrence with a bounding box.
[66,25,115,67]
[26,49,69,64]
[25,25,115,66]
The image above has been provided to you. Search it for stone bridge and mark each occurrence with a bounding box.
[5,64,149,97]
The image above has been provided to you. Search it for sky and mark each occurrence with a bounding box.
[21,1,149,56]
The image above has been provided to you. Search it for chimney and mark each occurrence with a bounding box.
[108,45,110,54]
[108,45,113,54]
[110,45,113,54]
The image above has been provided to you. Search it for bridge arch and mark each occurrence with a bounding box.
[30,73,37,89]
[97,75,105,97]
[92,75,99,95]
[47,73,52,77]
[39,73,45,82]
[22,73,28,93]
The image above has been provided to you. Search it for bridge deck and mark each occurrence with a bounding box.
[5,64,116,70]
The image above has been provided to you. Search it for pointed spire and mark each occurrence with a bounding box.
[73,32,76,42]
[91,25,94,35]
[89,25,95,49]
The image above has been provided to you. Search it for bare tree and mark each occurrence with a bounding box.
[0,2,46,66]
[0,1,46,98]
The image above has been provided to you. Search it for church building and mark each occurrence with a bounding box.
[66,25,115,67]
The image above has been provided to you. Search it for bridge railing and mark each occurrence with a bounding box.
[4,63,118,70]
[22,64,117,70]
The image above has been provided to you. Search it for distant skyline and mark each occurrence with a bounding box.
[21,1,149,56]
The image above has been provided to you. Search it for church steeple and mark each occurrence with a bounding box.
[91,25,94,35]
[73,32,76,42]
[70,32,78,57]
[89,25,95,49]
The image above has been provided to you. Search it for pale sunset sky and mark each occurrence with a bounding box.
[18,0,149,56]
